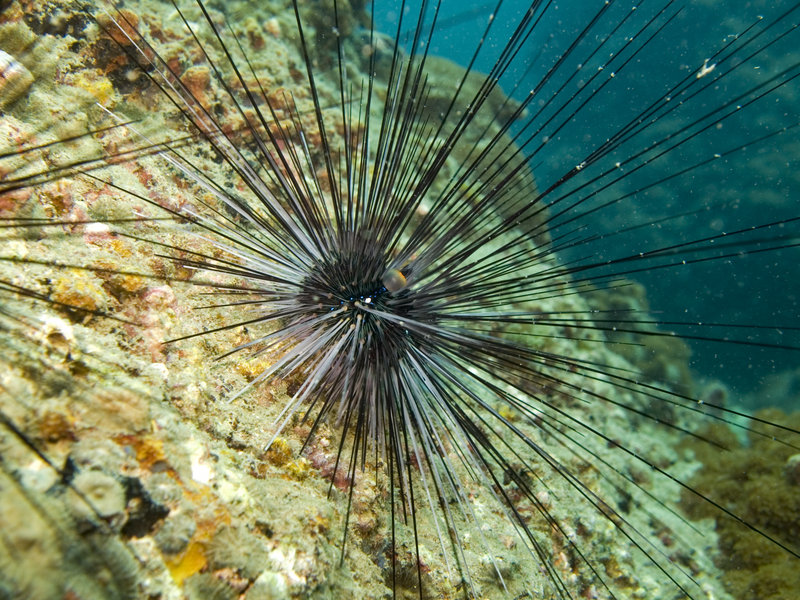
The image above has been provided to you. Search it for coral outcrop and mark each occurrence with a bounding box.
[681,409,800,600]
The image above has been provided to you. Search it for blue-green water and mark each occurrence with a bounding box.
[376,0,800,404]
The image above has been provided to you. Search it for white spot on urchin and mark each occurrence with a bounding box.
[268,548,306,588]
[701,582,718,600]
[34,315,76,358]
[40,315,74,338]
[479,552,505,569]
[265,17,281,38]
[250,570,288,599]
[216,478,250,505]
[186,438,213,485]
[85,222,111,234]
[19,459,60,493]
[534,490,551,508]
[696,58,716,79]
[143,285,176,307]
[142,362,168,383]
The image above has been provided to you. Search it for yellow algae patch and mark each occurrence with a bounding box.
[235,353,273,381]
[266,437,293,467]
[69,69,116,106]
[285,457,311,481]
[163,485,232,585]
[51,268,108,312]
[165,538,207,586]
[96,257,148,295]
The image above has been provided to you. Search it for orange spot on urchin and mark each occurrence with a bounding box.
[40,180,75,219]
[36,410,76,443]
[0,187,32,214]
[51,269,108,313]
[115,434,167,471]
[181,66,211,106]
[103,267,148,295]
[96,9,140,47]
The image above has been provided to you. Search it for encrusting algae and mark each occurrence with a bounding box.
[0,0,798,599]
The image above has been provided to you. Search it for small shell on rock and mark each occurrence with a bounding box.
[72,470,126,518]
[265,17,281,38]
[0,49,34,109]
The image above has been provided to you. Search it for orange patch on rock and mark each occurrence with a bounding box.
[97,9,140,47]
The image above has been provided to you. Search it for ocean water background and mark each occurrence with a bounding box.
[373,0,800,407]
